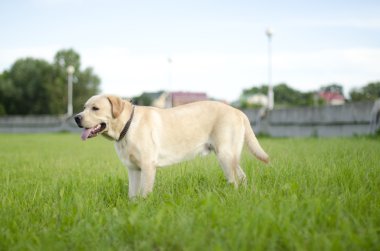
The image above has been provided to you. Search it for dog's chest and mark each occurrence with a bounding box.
[114,140,137,168]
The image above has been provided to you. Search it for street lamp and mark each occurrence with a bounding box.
[167,57,173,90]
[266,27,274,110]
[67,65,75,117]
[167,57,173,107]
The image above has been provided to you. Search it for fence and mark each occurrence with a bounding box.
[0,115,79,133]
[0,101,379,137]
[244,101,377,137]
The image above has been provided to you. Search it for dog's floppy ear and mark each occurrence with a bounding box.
[107,95,124,118]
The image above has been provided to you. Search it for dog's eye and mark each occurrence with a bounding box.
[92,107,99,111]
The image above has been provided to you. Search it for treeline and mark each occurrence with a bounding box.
[0,49,100,115]
[239,82,380,109]
[350,82,380,102]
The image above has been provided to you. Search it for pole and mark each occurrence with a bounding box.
[67,65,75,117]
[168,57,172,89]
[266,28,274,110]
[167,57,173,107]
[68,74,73,117]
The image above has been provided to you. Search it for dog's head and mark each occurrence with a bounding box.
[75,95,131,141]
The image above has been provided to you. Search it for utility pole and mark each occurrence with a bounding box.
[67,65,75,117]
[266,27,274,110]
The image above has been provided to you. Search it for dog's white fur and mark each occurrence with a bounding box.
[76,95,269,198]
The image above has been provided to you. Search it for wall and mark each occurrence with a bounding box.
[243,101,375,137]
[0,101,378,137]
[0,115,80,133]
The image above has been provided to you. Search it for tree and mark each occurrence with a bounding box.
[239,83,320,108]
[54,48,81,70]
[0,49,100,115]
[0,71,13,115]
[239,85,268,108]
[274,83,321,107]
[52,49,101,113]
[73,67,101,111]
[0,58,54,114]
[242,85,268,96]
[274,83,302,107]
[350,81,380,102]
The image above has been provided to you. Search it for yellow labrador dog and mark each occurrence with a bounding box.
[75,95,269,198]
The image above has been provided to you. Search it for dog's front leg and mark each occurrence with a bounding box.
[140,164,157,197]
[128,167,141,198]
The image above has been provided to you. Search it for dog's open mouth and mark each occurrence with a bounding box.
[81,123,106,141]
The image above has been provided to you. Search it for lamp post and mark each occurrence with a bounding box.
[167,57,173,107]
[266,27,274,110]
[67,65,75,117]
[167,57,173,90]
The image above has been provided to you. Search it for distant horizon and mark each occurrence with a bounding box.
[124,82,373,102]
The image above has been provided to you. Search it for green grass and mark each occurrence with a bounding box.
[0,134,379,251]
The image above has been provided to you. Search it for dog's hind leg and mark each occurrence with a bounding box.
[214,129,245,188]
[217,152,240,187]
[217,154,247,187]
[236,165,247,185]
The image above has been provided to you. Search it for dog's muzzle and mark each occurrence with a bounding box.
[74,114,83,128]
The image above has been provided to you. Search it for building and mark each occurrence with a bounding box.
[138,91,209,108]
[246,94,268,107]
[170,92,208,107]
[318,85,345,105]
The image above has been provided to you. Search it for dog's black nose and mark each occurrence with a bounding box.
[74,114,83,128]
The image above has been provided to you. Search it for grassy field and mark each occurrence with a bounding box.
[0,134,379,251]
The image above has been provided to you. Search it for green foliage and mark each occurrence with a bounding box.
[350,81,380,101]
[0,134,379,250]
[0,58,54,114]
[242,85,269,96]
[320,83,344,94]
[239,100,263,109]
[274,83,310,107]
[0,49,100,115]
[240,83,324,108]
[134,92,154,106]
[132,91,167,106]
[239,86,267,109]
[54,48,81,70]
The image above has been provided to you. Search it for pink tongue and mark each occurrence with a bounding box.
[81,128,92,141]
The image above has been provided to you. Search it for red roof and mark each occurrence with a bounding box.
[171,92,208,106]
[319,91,345,102]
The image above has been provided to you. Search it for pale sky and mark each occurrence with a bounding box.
[1,0,379,101]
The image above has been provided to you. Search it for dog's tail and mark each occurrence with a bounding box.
[243,115,269,163]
